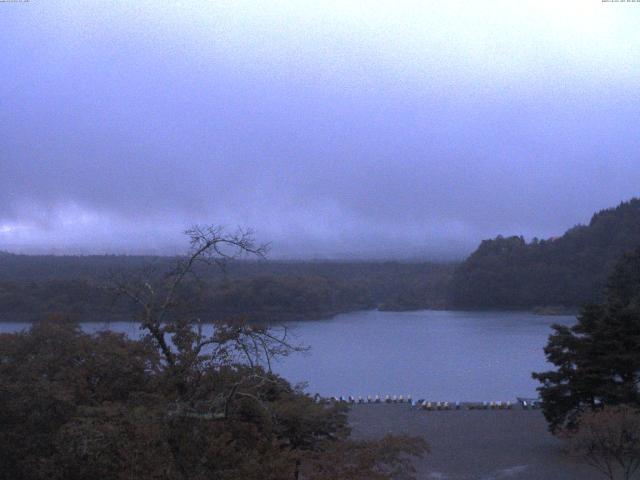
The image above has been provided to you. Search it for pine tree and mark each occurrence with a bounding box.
[533,247,640,433]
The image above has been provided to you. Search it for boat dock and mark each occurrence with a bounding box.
[318,394,541,410]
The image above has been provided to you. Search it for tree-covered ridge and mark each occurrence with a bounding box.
[0,256,453,322]
[450,198,640,309]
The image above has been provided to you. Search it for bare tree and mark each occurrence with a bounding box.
[109,225,303,413]
[564,405,640,480]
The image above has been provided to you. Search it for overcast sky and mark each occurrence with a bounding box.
[1,1,639,258]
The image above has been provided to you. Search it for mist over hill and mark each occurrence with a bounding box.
[2,198,640,320]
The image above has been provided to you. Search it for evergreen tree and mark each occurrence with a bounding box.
[533,247,640,433]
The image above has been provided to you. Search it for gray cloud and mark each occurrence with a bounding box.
[1,2,639,258]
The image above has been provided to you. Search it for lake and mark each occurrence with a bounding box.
[0,310,574,401]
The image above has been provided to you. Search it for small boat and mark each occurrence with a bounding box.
[517,397,541,409]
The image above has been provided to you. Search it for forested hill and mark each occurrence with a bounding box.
[0,256,454,322]
[450,198,640,309]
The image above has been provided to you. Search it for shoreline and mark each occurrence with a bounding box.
[348,404,599,479]
[0,306,578,324]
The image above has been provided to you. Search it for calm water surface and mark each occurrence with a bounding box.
[0,310,574,401]
[278,310,574,400]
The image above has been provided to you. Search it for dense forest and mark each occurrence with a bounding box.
[0,254,454,322]
[0,227,426,480]
[450,198,640,309]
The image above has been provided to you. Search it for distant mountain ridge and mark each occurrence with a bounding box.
[450,198,640,309]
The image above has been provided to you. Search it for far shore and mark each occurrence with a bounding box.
[0,306,579,324]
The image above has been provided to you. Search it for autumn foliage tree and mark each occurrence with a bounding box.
[0,226,427,480]
[564,405,640,480]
